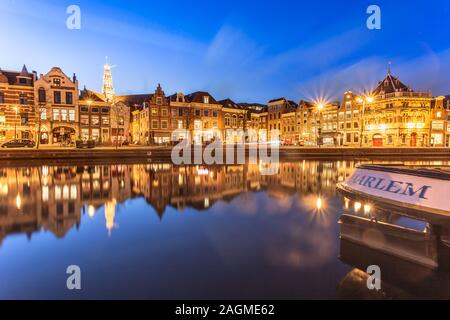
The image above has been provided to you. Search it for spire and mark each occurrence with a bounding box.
[104,199,117,236]
[20,64,29,76]
[387,61,392,76]
[102,57,115,102]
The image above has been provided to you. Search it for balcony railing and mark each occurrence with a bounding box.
[374,91,432,101]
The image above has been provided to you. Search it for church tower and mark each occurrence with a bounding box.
[102,58,115,102]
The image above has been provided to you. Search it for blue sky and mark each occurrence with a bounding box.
[1,0,449,103]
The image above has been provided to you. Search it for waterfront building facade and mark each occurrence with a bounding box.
[186,92,222,144]
[320,103,339,146]
[281,111,297,145]
[243,103,268,142]
[167,93,190,142]
[219,99,247,143]
[78,89,113,143]
[147,85,171,144]
[297,100,325,146]
[110,101,131,145]
[267,98,297,141]
[357,71,433,147]
[443,96,450,147]
[338,92,362,147]
[430,96,446,147]
[2,62,449,149]
[34,67,79,145]
[0,65,36,143]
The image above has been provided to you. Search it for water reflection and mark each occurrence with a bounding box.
[0,160,361,244]
[338,190,450,299]
[0,159,449,299]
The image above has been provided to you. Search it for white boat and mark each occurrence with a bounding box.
[337,164,450,218]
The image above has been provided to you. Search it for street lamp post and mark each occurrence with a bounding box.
[13,106,19,140]
[87,100,92,144]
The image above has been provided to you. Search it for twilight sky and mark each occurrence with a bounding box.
[1,0,449,103]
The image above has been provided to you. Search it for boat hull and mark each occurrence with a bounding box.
[338,165,450,218]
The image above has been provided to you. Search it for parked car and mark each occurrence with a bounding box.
[75,139,96,149]
[1,139,36,148]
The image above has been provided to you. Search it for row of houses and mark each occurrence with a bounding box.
[0,65,131,146]
[1,63,449,147]
[130,70,450,147]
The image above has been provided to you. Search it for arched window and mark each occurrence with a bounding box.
[225,114,231,126]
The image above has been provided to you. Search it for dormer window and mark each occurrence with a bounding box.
[176,93,184,102]
[156,97,163,105]
[19,78,27,84]
[203,96,209,104]
[437,111,442,119]
[53,78,61,87]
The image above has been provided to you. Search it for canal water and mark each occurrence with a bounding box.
[0,159,449,299]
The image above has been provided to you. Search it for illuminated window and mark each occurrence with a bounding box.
[91,115,100,126]
[63,185,69,200]
[91,129,100,141]
[40,107,47,120]
[55,185,62,200]
[101,116,109,125]
[80,115,89,125]
[70,185,77,200]
[53,109,60,121]
[60,109,67,121]
[42,186,49,202]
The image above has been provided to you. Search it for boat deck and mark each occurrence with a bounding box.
[357,164,450,180]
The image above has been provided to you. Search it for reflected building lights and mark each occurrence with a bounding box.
[344,198,350,209]
[88,205,96,218]
[316,197,323,211]
[16,193,21,210]
[105,199,117,235]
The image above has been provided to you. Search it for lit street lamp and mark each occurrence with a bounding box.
[315,102,325,147]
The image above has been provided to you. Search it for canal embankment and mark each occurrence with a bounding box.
[0,146,449,163]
